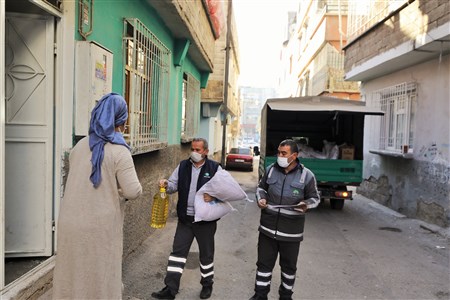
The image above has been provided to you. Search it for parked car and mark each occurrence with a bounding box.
[225,147,254,171]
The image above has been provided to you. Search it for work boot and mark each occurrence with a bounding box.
[200,285,213,299]
[151,286,175,299]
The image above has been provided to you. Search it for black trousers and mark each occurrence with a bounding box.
[254,233,301,300]
[164,217,217,294]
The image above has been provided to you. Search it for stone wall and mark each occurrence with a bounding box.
[358,154,450,228]
[123,144,191,257]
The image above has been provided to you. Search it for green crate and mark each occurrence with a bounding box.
[264,156,363,185]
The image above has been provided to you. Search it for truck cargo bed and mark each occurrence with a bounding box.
[263,156,363,186]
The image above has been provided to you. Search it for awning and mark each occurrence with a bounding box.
[266,96,384,115]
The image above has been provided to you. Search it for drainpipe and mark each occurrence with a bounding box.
[221,0,232,166]
[0,0,5,288]
[338,0,344,52]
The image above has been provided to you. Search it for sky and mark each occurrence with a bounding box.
[233,0,299,89]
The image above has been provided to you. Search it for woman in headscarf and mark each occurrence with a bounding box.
[52,93,142,299]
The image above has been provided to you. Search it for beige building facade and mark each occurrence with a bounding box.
[344,0,450,227]
[279,0,360,99]
[201,0,241,162]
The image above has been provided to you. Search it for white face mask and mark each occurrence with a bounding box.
[277,153,294,168]
[190,151,203,163]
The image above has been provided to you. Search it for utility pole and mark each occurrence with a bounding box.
[221,0,232,166]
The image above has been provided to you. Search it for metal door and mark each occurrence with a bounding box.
[4,13,54,257]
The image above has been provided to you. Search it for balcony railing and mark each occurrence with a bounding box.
[311,44,359,95]
[347,0,407,42]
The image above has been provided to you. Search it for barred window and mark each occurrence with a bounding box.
[181,73,200,143]
[372,82,416,153]
[123,18,170,154]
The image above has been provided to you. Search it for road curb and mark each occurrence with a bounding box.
[354,193,450,240]
[353,193,406,218]
[419,222,450,240]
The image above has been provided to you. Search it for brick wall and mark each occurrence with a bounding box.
[175,0,216,59]
[151,0,216,70]
[344,0,450,71]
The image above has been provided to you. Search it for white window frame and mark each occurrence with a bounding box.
[123,18,170,154]
[180,72,200,143]
[372,82,416,153]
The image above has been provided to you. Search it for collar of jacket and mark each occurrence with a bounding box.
[190,157,208,168]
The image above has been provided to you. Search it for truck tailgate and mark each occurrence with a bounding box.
[264,156,363,186]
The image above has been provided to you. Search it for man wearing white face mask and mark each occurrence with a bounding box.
[153,138,221,300]
[250,139,320,300]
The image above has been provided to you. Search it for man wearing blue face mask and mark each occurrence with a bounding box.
[153,138,221,300]
[249,139,320,300]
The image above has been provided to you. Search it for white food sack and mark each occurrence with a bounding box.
[194,197,234,222]
[198,169,247,202]
[194,170,248,222]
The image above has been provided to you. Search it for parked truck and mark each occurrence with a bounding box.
[259,96,383,210]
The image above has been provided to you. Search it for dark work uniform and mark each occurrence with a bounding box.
[254,161,319,300]
[163,158,220,295]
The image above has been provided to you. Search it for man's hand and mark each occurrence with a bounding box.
[294,202,307,213]
[159,179,168,188]
[257,199,268,209]
[203,193,214,202]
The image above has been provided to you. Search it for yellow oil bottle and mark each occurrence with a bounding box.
[150,187,169,228]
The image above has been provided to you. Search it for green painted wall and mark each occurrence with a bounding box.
[75,0,203,145]
[181,59,201,81]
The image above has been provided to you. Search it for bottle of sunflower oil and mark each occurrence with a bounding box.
[150,187,169,228]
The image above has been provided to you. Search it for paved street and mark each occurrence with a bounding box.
[122,162,450,300]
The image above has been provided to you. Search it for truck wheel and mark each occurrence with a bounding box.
[330,198,344,210]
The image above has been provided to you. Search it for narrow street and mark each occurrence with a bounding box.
[123,159,449,300]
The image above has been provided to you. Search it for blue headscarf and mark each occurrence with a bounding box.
[89,92,130,188]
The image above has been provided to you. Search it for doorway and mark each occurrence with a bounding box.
[3,12,55,286]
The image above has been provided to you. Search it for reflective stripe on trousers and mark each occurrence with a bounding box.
[254,232,300,299]
[164,218,217,293]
